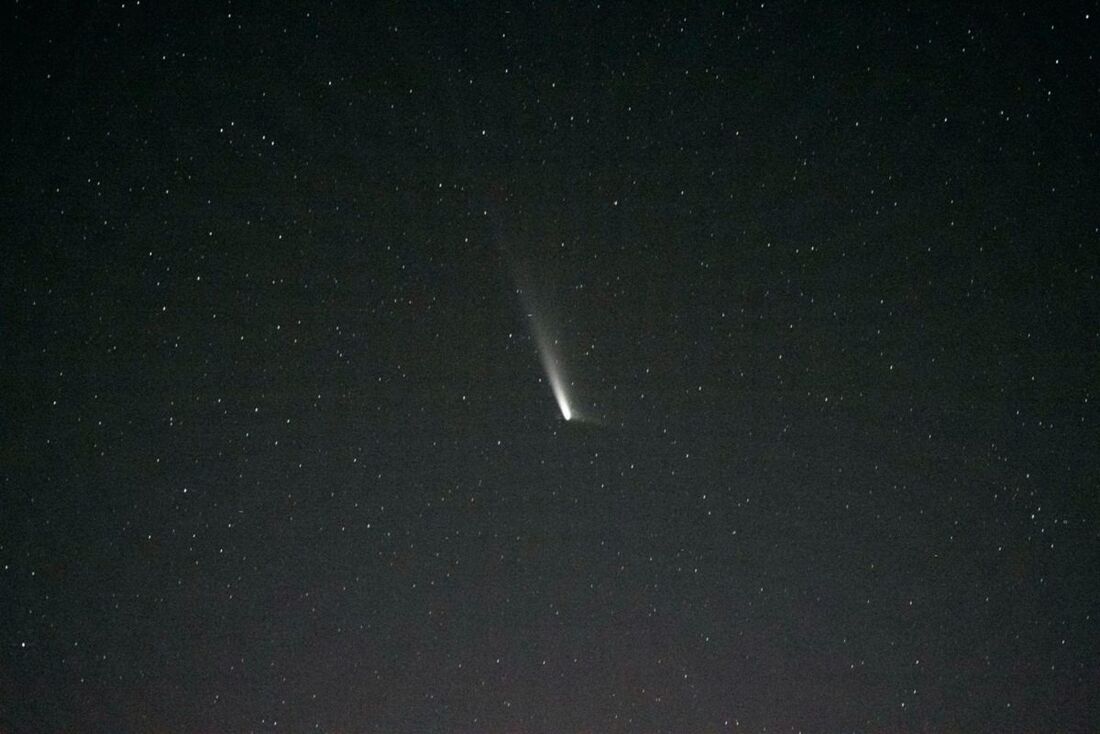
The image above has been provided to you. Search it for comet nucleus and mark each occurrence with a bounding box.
[531,318,575,422]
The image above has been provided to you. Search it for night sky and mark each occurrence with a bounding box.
[3,2,1099,732]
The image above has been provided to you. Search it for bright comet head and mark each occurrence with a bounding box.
[546,360,574,421]
[532,324,575,422]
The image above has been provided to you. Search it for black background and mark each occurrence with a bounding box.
[2,2,1098,732]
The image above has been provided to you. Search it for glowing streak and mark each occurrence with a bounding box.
[530,318,574,421]
[543,353,574,421]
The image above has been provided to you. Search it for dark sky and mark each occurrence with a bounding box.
[2,2,1098,732]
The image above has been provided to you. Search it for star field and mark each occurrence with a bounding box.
[2,2,1098,732]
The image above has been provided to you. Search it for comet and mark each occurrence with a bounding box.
[509,261,578,422]
[532,322,574,421]
[482,194,581,422]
